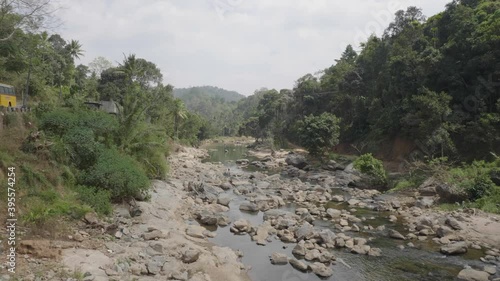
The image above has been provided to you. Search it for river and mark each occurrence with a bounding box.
[199,143,485,281]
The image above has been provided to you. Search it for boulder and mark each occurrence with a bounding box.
[289,259,308,272]
[84,212,99,225]
[440,241,468,255]
[295,222,316,240]
[435,183,468,203]
[182,249,201,263]
[233,219,251,232]
[445,217,462,230]
[436,226,454,238]
[309,262,333,278]
[318,229,337,245]
[142,230,163,240]
[326,208,342,218]
[285,154,308,169]
[388,229,405,240]
[217,194,232,207]
[292,242,306,256]
[239,202,258,212]
[457,268,490,281]
[186,225,206,239]
[351,245,371,255]
[220,182,233,190]
[270,253,288,265]
[305,249,321,261]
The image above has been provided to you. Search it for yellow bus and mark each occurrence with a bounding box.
[0,83,16,107]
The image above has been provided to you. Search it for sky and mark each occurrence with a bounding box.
[55,0,450,96]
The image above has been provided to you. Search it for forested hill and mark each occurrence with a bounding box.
[173,86,244,103]
[173,86,245,136]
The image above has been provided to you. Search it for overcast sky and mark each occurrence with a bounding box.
[55,0,450,96]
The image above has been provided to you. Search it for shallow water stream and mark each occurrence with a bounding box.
[200,143,484,281]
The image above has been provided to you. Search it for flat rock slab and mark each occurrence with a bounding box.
[62,249,111,281]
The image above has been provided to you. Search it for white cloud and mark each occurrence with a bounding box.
[55,0,449,95]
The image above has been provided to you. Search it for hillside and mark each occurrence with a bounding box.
[173,86,245,136]
[173,86,244,103]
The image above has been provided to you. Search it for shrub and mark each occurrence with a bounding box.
[353,153,388,185]
[75,185,112,215]
[466,173,495,201]
[39,109,77,136]
[63,127,102,169]
[80,149,149,200]
[298,112,341,156]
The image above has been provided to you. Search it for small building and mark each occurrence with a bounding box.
[0,83,16,107]
[84,100,119,115]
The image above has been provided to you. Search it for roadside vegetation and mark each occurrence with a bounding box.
[0,2,211,234]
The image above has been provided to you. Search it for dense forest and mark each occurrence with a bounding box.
[233,0,500,162]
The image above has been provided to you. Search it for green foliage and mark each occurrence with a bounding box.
[63,127,102,169]
[391,179,415,191]
[354,153,388,185]
[468,174,495,201]
[80,149,149,200]
[75,185,112,215]
[297,112,341,156]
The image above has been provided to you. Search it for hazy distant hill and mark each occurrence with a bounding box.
[173,86,244,103]
[172,86,245,136]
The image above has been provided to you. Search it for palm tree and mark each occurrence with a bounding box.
[171,98,187,139]
[66,39,84,60]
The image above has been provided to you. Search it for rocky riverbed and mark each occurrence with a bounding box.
[2,139,499,281]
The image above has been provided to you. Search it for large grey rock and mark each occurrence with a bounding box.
[270,252,288,265]
[319,229,337,245]
[233,219,251,232]
[295,222,316,240]
[142,230,163,240]
[441,241,468,255]
[436,225,454,238]
[285,154,308,169]
[239,202,258,212]
[445,217,462,230]
[289,259,308,272]
[186,225,206,239]
[292,242,306,256]
[435,183,468,203]
[309,262,334,277]
[388,229,405,240]
[217,194,232,207]
[263,209,293,221]
[182,249,201,263]
[457,268,490,281]
[326,208,342,218]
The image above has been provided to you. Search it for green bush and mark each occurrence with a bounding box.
[80,149,149,200]
[75,185,112,215]
[297,112,341,156]
[391,179,414,191]
[63,127,102,169]
[353,153,388,185]
[466,173,495,201]
[39,109,77,136]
